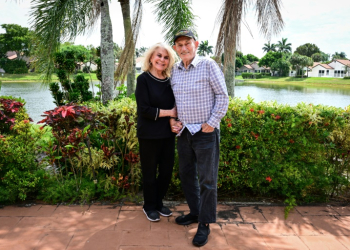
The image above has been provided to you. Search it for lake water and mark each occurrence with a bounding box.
[1,81,350,123]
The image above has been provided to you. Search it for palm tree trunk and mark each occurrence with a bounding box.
[119,0,136,97]
[100,0,115,104]
[224,48,235,97]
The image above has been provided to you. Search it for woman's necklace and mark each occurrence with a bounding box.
[147,71,169,82]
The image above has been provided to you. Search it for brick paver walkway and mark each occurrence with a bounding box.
[0,203,350,249]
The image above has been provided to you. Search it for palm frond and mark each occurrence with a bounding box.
[146,0,197,44]
[255,0,284,39]
[30,0,100,84]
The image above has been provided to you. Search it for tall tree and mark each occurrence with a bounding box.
[311,53,323,62]
[301,56,313,78]
[258,51,281,68]
[276,37,292,54]
[289,53,303,76]
[197,40,213,56]
[332,52,347,60]
[0,24,32,60]
[214,0,284,97]
[100,0,115,103]
[115,0,142,97]
[295,43,320,57]
[262,41,276,53]
[246,54,259,62]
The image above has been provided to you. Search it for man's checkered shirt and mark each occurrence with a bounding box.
[171,56,229,135]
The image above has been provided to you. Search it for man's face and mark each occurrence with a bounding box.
[172,37,199,63]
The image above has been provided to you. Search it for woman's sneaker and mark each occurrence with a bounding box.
[157,206,173,217]
[143,208,160,222]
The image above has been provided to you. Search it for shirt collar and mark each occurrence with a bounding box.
[178,55,201,70]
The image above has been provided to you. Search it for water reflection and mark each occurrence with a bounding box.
[1,81,350,123]
[235,82,350,108]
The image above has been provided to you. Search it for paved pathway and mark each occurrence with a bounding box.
[0,203,350,249]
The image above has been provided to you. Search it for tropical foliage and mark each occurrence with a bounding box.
[214,0,284,97]
[276,37,292,54]
[295,43,321,57]
[2,97,350,213]
[262,42,276,53]
[332,52,347,60]
[0,24,33,60]
[197,40,213,57]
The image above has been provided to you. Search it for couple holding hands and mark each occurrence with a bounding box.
[135,29,229,247]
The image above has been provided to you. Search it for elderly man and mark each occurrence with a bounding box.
[170,29,229,247]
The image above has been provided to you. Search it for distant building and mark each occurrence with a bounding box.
[136,57,145,73]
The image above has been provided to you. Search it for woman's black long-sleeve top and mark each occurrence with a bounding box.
[135,72,175,139]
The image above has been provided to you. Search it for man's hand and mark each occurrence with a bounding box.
[170,119,182,134]
[201,123,214,133]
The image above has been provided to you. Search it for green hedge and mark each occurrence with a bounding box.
[241,73,263,79]
[241,73,253,79]
[1,97,349,207]
[218,97,350,205]
[0,58,28,74]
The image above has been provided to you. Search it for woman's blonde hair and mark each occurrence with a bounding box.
[142,43,178,78]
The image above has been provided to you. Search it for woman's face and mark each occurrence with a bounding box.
[150,47,170,73]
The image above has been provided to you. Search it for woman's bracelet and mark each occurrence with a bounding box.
[169,117,178,121]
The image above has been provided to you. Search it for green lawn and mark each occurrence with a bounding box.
[0,73,98,82]
[236,75,350,86]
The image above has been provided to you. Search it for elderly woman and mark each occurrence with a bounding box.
[135,43,179,222]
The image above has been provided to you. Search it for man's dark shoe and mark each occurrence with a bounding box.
[192,223,210,247]
[143,208,160,222]
[157,206,172,217]
[175,213,198,225]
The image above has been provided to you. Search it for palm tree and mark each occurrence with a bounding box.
[276,38,292,54]
[30,0,115,104]
[214,0,284,97]
[197,40,213,57]
[301,56,313,78]
[262,41,276,53]
[115,0,142,96]
[145,0,196,44]
[332,52,347,60]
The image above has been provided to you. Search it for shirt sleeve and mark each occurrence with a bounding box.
[135,74,159,120]
[206,60,229,128]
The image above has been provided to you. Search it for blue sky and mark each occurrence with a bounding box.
[1,0,349,59]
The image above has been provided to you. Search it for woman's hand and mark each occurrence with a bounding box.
[170,119,182,134]
[169,106,177,118]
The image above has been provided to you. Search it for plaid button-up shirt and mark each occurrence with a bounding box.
[171,56,229,135]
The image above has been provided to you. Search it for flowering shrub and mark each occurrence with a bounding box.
[219,96,350,208]
[0,96,32,133]
[37,98,141,203]
[0,105,47,203]
[2,96,349,207]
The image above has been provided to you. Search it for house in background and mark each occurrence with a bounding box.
[81,62,97,72]
[237,64,254,73]
[0,51,32,73]
[238,62,270,75]
[307,62,334,77]
[136,57,145,73]
[328,59,350,77]
[249,61,270,74]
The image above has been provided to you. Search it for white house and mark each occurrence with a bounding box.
[82,62,98,71]
[238,64,254,73]
[308,63,334,77]
[249,61,270,73]
[136,57,145,73]
[328,59,350,77]
[238,62,270,74]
